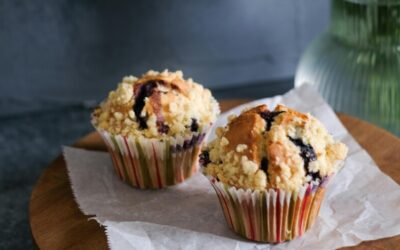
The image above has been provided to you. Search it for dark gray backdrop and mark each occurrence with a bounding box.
[1,0,329,104]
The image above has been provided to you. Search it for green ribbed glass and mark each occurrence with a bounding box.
[295,0,400,136]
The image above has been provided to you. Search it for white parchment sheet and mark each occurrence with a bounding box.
[64,85,400,250]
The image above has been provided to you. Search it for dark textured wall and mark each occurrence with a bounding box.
[0,0,329,101]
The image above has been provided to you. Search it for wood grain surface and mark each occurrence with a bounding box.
[29,100,400,250]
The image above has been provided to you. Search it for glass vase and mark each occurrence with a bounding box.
[295,0,400,136]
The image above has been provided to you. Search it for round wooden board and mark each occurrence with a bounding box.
[29,100,400,249]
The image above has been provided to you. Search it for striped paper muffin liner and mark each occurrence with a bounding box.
[207,175,332,243]
[96,128,209,189]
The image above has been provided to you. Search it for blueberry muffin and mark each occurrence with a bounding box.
[201,104,347,242]
[92,70,220,189]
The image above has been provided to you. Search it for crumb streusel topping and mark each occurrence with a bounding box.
[92,70,220,138]
[202,104,348,192]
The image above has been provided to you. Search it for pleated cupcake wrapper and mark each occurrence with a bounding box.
[207,175,332,243]
[96,128,209,189]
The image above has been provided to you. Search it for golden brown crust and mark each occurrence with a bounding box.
[224,105,267,164]
[135,74,189,97]
[274,105,308,128]
[242,104,268,116]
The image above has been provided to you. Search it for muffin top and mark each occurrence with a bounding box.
[201,104,348,192]
[92,70,219,138]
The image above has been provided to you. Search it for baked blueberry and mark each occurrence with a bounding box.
[190,118,199,132]
[259,111,285,131]
[288,136,317,167]
[260,157,269,173]
[199,150,211,166]
[133,80,159,129]
[157,121,170,134]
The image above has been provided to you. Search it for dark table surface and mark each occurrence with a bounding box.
[0,106,92,249]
